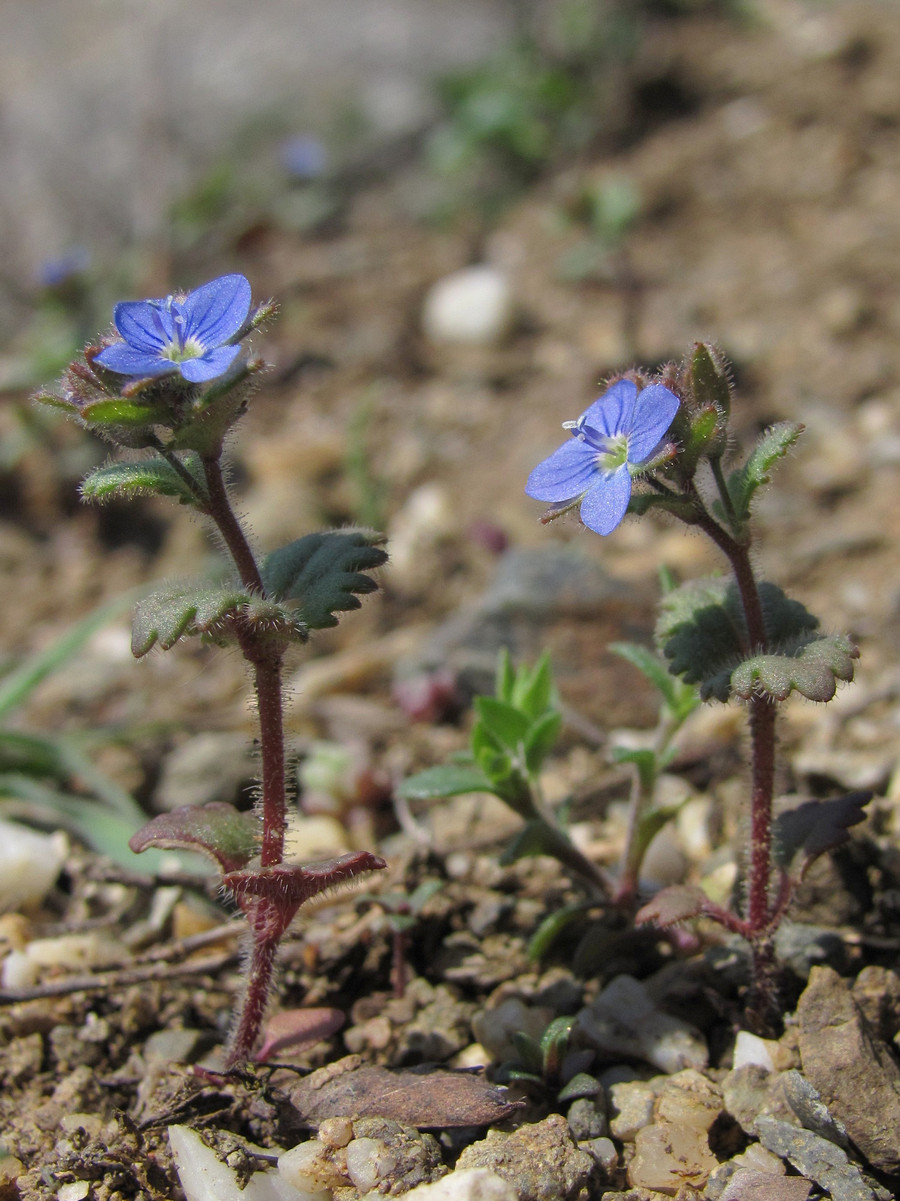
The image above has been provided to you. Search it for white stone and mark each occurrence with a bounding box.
[277,1138,346,1193]
[170,1126,316,1201]
[422,265,514,345]
[399,1168,518,1201]
[732,1031,776,1072]
[345,1137,398,1193]
[0,820,66,913]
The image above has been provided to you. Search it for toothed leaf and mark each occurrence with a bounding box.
[730,633,858,702]
[773,791,872,875]
[261,529,387,630]
[129,802,260,872]
[132,581,250,656]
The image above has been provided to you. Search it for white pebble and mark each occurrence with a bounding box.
[422,265,513,345]
[397,1169,517,1201]
[345,1138,398,1193]
[0,820,66,913]
[170,1125,316,1201]
[732,1031,776,1072]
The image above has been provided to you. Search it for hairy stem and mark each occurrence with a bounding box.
[202,452,288,1053]
[227,923,278,1068]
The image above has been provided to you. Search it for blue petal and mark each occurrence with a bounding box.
[579,467,632,535]
[94,343,174,377]
[526,437,598,502]
[577,379,637,440]
[628,385,681,463]
[181,275,252,349]
[179,344,241,383]
[113,300,171,352]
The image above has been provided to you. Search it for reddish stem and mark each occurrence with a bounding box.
[202,453,289,1054]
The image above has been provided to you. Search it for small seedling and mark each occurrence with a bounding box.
[35,274,388,1064]
[398,651,612,899]
[496,1015,598,1109]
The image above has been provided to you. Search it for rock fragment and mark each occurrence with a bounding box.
[456,1114,593,1201]
[576,975,707,1074]
[796,965,900,1173]
[755,1117,883,1201]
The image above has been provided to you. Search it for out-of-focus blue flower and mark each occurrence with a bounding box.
[526,379,680,535]
[279,136,328,181]
[37,247,91,290]
[94,274,252,384]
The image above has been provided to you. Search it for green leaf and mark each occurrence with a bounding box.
[523,710,562,774]
[129,802,261,872]
[527,900,592,961]
[512,653,554,719]
[725,421,803,523]
[495,648,516,704]
[261,530,387,630]
[730,634,858,703]
[131,582,251,656]
[80,455,205,506]
[657,577,822,702]
[609,642,681,710]
[474,697,531,752]
[610,746,658,795]
[395,764,493,802]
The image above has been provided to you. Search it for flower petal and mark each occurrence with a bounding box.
[113,300,170,352]
[181,274,252,348]
[628,384,680,462]
[578,379,637,440]
[526,436,597,502]
[579,466,632,535]
[94,343,175,378]
[178,344,241,383]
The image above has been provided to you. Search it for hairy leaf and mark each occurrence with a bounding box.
[129,802,260,872]
[726,421,803,522]
[131,582,250,656]
[773,792,872,876]
[396,763,493,802]
[261,530,387,630]
[730,634,858,703]
[80,455,205,506]
[636,884,719,928]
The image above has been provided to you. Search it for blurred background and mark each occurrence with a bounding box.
[2,0,900,863]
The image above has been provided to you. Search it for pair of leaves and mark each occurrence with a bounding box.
[657,577,856,703]
[131,530,388,655]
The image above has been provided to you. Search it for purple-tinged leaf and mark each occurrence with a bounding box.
[129,802,260,872]
[288,1055,525,1129]
[255,1007,345,1063]
[224,851,387,939]
[636,884,737,932]
[773,791,872,877]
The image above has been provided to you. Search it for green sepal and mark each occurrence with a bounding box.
[131,581,251,656]
[730,633,858,703]
[80,454,205,507]
[260,529,388,630]
[723,421,803,524]
[395,763,494,802]
[79,397,158,428]
[690,342,731,416]
[129,802,261,873]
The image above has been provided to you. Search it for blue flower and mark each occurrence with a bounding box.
[94,274,252,384]
[526,379,680,535]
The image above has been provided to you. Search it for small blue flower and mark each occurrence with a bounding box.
[526,379,680,535]
[94,274,252,384]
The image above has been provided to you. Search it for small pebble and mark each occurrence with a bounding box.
[422,265,514,346]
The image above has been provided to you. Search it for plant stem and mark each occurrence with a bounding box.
[201,452,289,1056]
